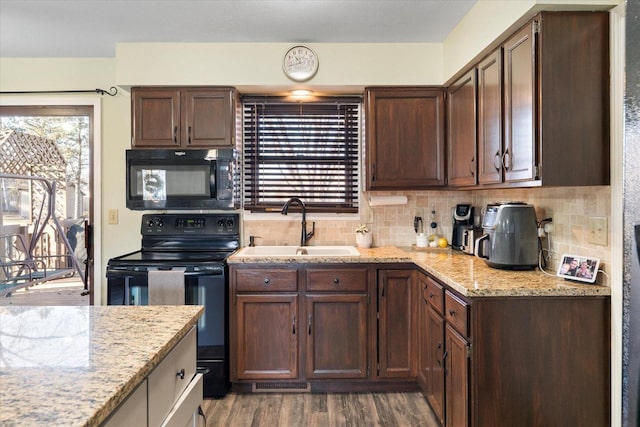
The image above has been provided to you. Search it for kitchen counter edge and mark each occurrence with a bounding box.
[227,246,610,298]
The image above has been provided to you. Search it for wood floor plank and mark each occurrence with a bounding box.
[204,392,438,427]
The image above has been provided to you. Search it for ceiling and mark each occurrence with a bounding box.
[0,0,477,58]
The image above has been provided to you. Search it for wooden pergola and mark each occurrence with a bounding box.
[0,129,67,220]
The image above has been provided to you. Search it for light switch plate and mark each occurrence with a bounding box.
[108,209,118,225]
[588,216,607,246]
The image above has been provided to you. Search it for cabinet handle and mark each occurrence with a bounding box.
[292,315,296,335]
[372,164,376,181]
[381,279,385,297]
[502,148,511,171]
[176,368,185,380]
[429,292,435,299]
[308,314,312,335]
[493,150,502,172]
[469,156,475,176]
[173,126,178,144]
[442,350,449,375]
[449,309,456,317]
[188,126,192,145]
[333,278,340,284]
[263,278,270,286]
[436,342,442,366]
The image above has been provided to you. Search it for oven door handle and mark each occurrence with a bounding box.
[151,266,225,277]
[184,269,224,277]
[107,267,225,277]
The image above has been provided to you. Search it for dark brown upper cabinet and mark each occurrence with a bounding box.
[503,20,537,183]
[131,87,236,149]
[477,48,504,185]
[533,12,610,186]
[447,69,478,187]
[450,11,609,188]
[365,87,446,190]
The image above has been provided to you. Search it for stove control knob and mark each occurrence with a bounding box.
[226,219,234,227]
[217,219,226,227]
[156,219,163,228]
[147,219,155,228]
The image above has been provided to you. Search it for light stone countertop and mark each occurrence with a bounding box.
[228,246,610,297]
[0,305,203,427]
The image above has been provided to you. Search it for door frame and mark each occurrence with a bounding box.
[0,95,102,305]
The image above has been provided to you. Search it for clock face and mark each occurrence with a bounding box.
[283,45,319,82]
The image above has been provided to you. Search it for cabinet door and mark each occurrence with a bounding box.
[503,21,537,183]
[427,307,446,426]
[377,269,417,378]
[305,294,368,379]
[234,294,298,380]
[132,88,181,148]
[477,48,504,185]
[445,324,469,427]
[365,88,446,189]
[183,89,234,148]
[447,69,477,187]
[417,274,430,390]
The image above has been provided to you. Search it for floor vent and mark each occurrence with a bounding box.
[252,382,311,393]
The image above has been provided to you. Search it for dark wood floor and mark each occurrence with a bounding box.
[203,392,439,426]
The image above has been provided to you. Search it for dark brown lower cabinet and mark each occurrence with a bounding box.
[234,294,298,380]
[418,272,610,427]
[230,265,372,387]
[426,306,445,425]
[471,297,610,427]
[305,294,368,379]
[377,269,417,378]
[445,324,469,427]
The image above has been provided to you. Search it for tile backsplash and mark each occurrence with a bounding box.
[243,186,611,284]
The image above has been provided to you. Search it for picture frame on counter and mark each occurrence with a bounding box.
[557,254,600,283]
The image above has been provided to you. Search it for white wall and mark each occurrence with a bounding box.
[116,42,444,92]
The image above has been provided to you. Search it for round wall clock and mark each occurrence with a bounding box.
[282,45,319,82]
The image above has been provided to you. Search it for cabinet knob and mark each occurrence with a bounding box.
[429,292,435,298]
[449,309,456,317]
[176,368,185,380]
[333,278,340,284]
[263,278,270,285]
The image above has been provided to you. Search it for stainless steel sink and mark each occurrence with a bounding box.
[235,245,361,257]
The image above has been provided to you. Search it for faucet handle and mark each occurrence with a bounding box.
[249,235,262,247]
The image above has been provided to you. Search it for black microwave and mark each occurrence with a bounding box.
[126,149,238,210]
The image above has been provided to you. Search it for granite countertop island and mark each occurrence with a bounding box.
[228,246,610,298]
[0,305,203,426]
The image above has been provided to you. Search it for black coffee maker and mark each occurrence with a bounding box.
[452,204,474,251]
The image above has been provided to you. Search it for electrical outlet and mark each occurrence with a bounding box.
[588,216,607,246]
[108,209,118,225]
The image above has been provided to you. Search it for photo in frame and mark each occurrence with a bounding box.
[557,254,600,283]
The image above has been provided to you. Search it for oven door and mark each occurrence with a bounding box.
[106,267,229,398]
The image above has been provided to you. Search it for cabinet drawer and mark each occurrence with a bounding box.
[148,327,197,427]
[235,269,298,292]
[306,268,368,292]
[425,277,444,314]
[103,379,148,427]
[160,373,203,427]
[445,292,469,337]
